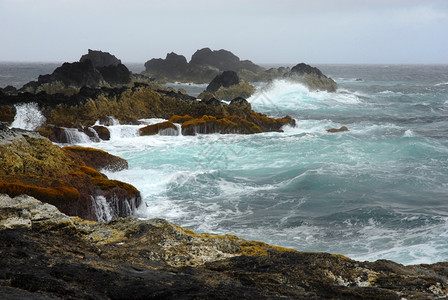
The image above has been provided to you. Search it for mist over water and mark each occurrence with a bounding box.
[4,64,448,265]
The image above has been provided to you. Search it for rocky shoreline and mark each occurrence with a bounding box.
[2,193,448,299]
[1,49,445,298]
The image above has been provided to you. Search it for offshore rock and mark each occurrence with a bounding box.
[144,48,264,83]
[1,194,448,299]
[0,126,140,220]
[190,48,263,73]
[283,62,338,92]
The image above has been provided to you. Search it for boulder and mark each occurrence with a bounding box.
[92,125,111,140]
[206,71,240,92]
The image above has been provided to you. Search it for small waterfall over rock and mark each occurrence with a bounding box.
[92,196,113,223]
[63,128,91,144]
[92,194,140,222]
[11,102,46,130]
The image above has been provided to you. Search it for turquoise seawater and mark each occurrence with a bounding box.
[4,63,448,265]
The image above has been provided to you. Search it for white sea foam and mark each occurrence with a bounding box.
[11,102,46,130]
[248,79,361,114]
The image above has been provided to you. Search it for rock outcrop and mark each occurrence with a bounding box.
[206,70,240,92]
[0,125,141,221]
[1,193,448,299]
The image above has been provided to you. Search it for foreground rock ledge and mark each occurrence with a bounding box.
[1,194,447,299]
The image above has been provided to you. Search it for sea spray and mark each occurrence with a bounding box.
[10,102,46,130]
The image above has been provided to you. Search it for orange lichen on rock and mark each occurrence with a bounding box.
[168,115,194,123]
[0,176,79,206]
[62,146,128,172]
[247,112,296,132]
[139,121,178,136]
[181,115,273,135]
[91,177,139,198]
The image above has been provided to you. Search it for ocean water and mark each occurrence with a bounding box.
[4,63,448,265]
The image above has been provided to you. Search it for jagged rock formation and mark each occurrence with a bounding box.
[144,48,264,83]
[1,193,447,299]
[143,48,338,93]
[0,125,141,220]
[283,62,338,92]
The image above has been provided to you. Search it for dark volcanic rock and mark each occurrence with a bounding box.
[19,50,131,93]
[79,49,122,67]
[97,63,131,85]
[206,71,240,92]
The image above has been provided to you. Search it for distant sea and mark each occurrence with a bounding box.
[3,62,448,265]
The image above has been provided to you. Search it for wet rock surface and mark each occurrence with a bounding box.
[1,193,447,299]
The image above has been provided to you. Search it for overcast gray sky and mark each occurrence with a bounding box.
[1,0,447,64]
